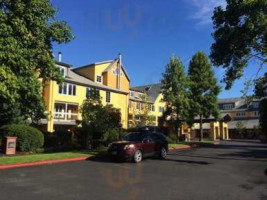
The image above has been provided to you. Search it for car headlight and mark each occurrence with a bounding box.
[124,144,135,150]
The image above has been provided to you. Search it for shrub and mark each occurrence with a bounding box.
[167,134,178,143]
[0,124,44,152]
[78,100,123,149]
[43,130,73,148]
[103,128,120,145]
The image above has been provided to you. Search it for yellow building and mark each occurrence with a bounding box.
[41,56,230,141]
[42,55,130,132]
[128,84,166,127]
[128,83,230,140]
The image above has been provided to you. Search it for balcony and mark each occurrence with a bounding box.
[54,103,79,125]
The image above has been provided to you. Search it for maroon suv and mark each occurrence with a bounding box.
[107,132,168,163]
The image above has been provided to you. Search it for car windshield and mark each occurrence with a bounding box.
[123,132,146,142]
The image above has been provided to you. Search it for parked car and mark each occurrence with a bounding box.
[107,132,168,163]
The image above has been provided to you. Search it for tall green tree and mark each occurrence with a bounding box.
[188,52,221,141]
[0,0,73,126]
[161,56,189,141]
[254,72,267,140]
[210,0,267,89]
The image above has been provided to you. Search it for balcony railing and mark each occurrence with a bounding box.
[54,112,78,121]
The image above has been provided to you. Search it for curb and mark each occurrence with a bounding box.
[0,156,91,170]
[168,146,192,151]
[0,143,218,170]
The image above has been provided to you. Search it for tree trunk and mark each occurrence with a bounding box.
[199,114,203,141]
[175,122,180,142]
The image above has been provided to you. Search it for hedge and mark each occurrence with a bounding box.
[0,124,44,152]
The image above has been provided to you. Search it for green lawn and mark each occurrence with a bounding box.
[169,143,190,148]
[170,140,218,147]
[0,151,95,165]
[0,141,217,166]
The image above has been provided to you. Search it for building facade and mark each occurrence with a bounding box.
[218,98,260,137]
[129,83,230,140]
[128,84,166,127]
[42,58,260,140]
[41,56,130,132]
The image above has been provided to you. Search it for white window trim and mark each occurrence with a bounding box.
[223,104,233,110]
[97,76,102,83]
[236,112,246,117]
[59,66,67,77]
[252,102,259,109]
[106,91,111,103]
[59,83,76,96]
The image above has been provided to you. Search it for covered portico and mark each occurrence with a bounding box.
[192,114,232,141]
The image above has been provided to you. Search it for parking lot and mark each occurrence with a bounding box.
[0,140,266,200]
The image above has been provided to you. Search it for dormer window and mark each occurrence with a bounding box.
[97,76,102,83]
[59,66,66,77]
[252,102,259,109]
[223,104,233,110]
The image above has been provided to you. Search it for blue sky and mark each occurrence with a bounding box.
[51,0,266,98]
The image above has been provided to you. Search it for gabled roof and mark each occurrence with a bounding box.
[218,97,261,111]
[72,58,130,81]
[65,68,128,94]
[55,61,72,68]
[73,60,115,70]
[102,59,130,81]
[218,98,242,104]
[131,83,162,102]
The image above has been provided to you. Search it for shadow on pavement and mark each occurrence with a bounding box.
[164,158,211,165]
[218,149,267,159]
[87,154,212,165]
[169,148,267,162]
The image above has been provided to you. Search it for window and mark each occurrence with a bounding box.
[86,87,100,99]
[113,67,123,76]
[106,91,111,103]
[136,102,141,110]
[97,76,102,83]
[130,91,134,97]
[149,104,155,112]
[223,104,233,110]
[59,67,66,77]
[252,102,259,109]
[236,112,246,117]
[159,106,164,113]
[59,83,76,96]
[68,84,76,96]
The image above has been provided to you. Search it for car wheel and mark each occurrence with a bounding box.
[133,150,142,163]
[159,147,167,160]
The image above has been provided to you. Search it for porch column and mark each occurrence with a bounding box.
[210,122,216,141]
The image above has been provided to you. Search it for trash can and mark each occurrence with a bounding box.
[4,137,17,155]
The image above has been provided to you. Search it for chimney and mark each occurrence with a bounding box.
[58,52,62,62]
[118,53,122,89]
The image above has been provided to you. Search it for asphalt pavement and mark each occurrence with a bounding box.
[0,140,266,200]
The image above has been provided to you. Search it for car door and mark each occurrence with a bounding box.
[142,134,156,156]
